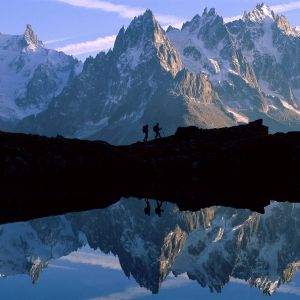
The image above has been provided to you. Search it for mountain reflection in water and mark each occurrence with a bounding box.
[0,198,299,299]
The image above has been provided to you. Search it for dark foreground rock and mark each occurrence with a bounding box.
[1,119,300,223]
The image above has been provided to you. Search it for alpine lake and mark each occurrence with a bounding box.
[0,198,300,299]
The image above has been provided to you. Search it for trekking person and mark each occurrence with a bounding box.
[153,122,162,139]
[155,200,164,217]
[142,124,149,142]
[144,198,151,216]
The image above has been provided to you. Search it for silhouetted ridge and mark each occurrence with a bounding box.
[175,119,267,141]
[1,120,300,223]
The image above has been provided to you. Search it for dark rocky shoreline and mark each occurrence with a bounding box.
[1,119,300,223]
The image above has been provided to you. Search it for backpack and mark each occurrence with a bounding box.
[153,125,158,132]
[143,125,147,133]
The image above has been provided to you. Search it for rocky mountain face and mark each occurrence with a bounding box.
[1,199,300,296]
[167,4,300,132]
[16,4,300,144]
[0,25,82,130]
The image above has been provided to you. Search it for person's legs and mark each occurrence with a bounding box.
[144,198,150,216]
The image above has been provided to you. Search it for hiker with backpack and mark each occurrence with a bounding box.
[155,200,164,217]
[144,198,151,216]
[153,122,162,139]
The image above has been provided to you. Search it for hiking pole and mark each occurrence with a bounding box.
[162,129,166,137]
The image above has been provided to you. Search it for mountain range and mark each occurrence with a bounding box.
[0,4,300,143]
[3,3,297,144]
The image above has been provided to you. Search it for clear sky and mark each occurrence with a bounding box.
[1,0,300,60]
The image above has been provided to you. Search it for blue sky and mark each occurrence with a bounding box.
[0,0,300,60]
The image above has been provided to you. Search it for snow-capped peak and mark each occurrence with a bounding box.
[0,24,81,125]
[23,24,44,51]
[295,26,300,36]
[243,3,275,23]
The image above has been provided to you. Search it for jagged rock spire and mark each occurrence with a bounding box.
[113,9,183,76]
[113,9,160,51]
[202,7,218,17]
[23,24,44,50]
[242,3,295,35]
[207,8,217,17]
[276,15,294,35]
[182,8,222,32]
[30,257,45,284]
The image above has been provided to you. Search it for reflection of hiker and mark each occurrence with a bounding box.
[153,122,162,139]
[155,200,164,217]
[144,198,151,216]
[142,124,149,142]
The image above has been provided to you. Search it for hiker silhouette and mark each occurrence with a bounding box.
[155,200,164,217]
[153,122,162,139]
[144,198,151,216]
[142,124,149,142]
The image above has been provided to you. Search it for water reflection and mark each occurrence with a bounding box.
[0,199,299,297]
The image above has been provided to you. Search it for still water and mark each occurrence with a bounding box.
[0,198,299,299]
